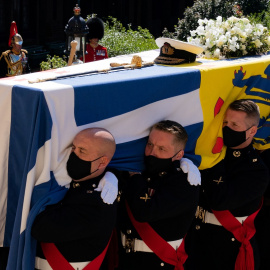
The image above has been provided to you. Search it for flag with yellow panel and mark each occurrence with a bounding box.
[194,56,270,169]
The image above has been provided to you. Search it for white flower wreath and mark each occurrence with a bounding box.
[188,16,270,59]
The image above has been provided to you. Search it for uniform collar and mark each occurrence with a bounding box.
[144,160,180,179]
[71,171,106,190]
[226,143,253,159]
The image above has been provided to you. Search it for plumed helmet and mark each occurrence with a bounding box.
[12,34,23,46]
[8,21,18,47]
[86,17,104,40]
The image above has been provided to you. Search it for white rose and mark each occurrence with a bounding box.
[217,35,227,47]
[225,32,231,38]
[190,30,197,37]
[214,48,221,58]
[230,28,236,35]
[254,39,262,48]
[242,18,249,24]
[216,16,222,22]
[228,16,238,23]
[245,25,253,35]
[240,37,246,43]
[240,32,247,40]
[205,38,214,48]
[241,44,246,50]
[224,21,230,29]
[204,50,213,58]
[197,26,205,36]
[266,36,270,45]
[229,44,237,52]
[216,40,224,47]
[198,19,204,26]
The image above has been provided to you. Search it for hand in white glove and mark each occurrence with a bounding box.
[180,158,201,186]
[94,171,118,204]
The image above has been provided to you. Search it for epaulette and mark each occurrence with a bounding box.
[2,50,11,56]
[21,49,28,54]
[0,50,10,61]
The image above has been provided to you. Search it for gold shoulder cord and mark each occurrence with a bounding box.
[3,52,23,77]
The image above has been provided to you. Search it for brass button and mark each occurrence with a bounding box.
[195,225,200,230]
[159,171,167,177]
[73,183,80,188]
[233,151,241,157]
[231,238,235,241]
[147,178,151,182]
[160,262,165,267]
[127,229,132,234]
[92,184,96,188]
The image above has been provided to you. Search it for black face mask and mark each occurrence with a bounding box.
[66,152,103,180]
[144,150,181,175]
[222,125,252,148]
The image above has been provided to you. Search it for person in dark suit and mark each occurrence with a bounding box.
[117,120,200,270]
[185,99,269,270]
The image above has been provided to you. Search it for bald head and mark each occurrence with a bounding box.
[77,128,116,162]
[69,127,116,181]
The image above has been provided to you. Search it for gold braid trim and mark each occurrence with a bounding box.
[2,50,23,77]
[155,56,185,65]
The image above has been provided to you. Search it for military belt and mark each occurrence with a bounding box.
[121,231,182,253]
[195,206,248,226]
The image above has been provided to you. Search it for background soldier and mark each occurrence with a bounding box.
[84,16,108,63]
[0,21,30,78]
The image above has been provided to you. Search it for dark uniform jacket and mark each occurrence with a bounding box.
[255,149,270,270]
[185,144,269,270]
[31,171,117,265]
[117,160,200,270]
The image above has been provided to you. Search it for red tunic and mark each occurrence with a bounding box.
[84,44,108,63]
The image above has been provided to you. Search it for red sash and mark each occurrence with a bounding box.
[126,201,188,270]
[41,234,112,270]
[212,200,263,270]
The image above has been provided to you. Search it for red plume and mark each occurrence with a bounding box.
[8,21,18,47]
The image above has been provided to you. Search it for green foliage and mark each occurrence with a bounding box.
[237,0,269,16]
[40,55,67,71]
[163,0,236,41]
[248,3,270,29]
[100,16,158,57]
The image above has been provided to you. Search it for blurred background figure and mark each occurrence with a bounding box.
[84,16,108,63]
[0,21,30,78]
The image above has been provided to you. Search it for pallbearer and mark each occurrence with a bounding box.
[117,120,201,270]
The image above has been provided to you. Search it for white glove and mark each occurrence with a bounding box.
[94,171,118,204]
[180,158,201,186]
